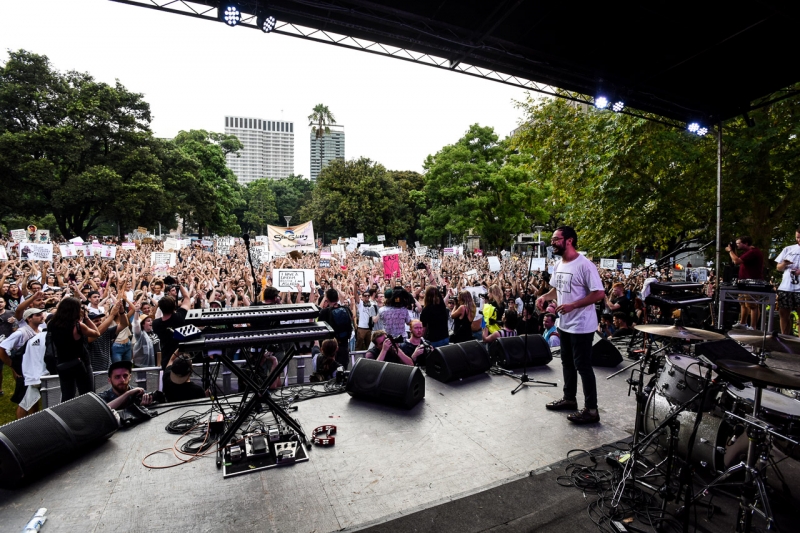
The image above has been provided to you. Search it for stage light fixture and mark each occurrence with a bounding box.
[259,14,277,33]
[697,127,708,136]
[595,96,609,109]
[687,122,700,133]
[220,3,242,26]
[612,101,625,112]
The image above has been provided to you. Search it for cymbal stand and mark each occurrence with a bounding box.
[684,388,799,533]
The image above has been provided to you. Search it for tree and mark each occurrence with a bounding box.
[0,49,165,238]
[512,96,717,256]
[169,130,244,237]
[299,157,415,241]
[308,103,336,176]
[419,124,549,250]
[242,178,278,234]
[267,174,315,224]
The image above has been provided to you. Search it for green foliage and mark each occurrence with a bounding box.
[419,124,549,250]
[308,104,335,139]
[299,157,419,241]
[170,130,244,237]
[242,178,279,234]
[267,174,315,224]
[512,97,717,255]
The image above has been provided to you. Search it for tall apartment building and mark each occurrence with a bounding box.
[224,116,294,184]
[310,124,345,181]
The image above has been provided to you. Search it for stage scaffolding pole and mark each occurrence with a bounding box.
[714,122,722,318]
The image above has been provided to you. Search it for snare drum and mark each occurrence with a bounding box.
[643,391,730,472]
[723,384,800,437]
[656,354,720,411]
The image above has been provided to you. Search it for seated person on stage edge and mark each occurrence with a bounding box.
[365,329,414,366]
[482,308,519,343]
[543,313,560,348]
[97,360,155,411]
[610,312,635,338]
[162,351,207,402]
[311,339,340,382]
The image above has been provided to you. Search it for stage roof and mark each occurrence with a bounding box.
[112,0,800,124]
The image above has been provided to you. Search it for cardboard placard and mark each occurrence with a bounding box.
[320,259,331,268]
[121,242,136,249]
[382,254,401,278]
[10,229,26,242]
[273,269,316,292]
[377,235,385,242]
[59,244,78,257]
[151,252,177,267]
[19,243,53,262]
[487,256,502,272]
[529,258,546,272]
[600,258,617,270]
[356,233,364,243]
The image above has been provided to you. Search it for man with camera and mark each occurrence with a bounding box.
[399,319,431,366]
[366,329,415,366]
[726,235,764,330]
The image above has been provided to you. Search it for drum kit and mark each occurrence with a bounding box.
[612,322,800,533]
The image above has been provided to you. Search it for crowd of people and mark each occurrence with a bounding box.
[1,226,799,426]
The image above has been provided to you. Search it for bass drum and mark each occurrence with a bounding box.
[723,384,800,460]
[643,391,735,472]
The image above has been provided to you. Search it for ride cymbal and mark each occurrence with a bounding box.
[715,359,800,390]
[634,324,726,341]
[727,330,800,355]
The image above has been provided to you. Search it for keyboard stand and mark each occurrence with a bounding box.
[213,345,308,469]
[717,287,775,331]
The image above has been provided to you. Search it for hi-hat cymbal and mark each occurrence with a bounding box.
[634,324,726,341]
[728,330,800,355]
[716,359,800,390]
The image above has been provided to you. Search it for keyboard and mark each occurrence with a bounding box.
[721,280,773,292]
[649,281,703,294]
[184,304,321,326]
[179,323,334,350]
[646,293,712,308]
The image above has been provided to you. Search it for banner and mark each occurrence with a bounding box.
[600,258,617,270]
[19,243,53,262]
[273,269,316,292]
[382,254,401,278]
[151,252,177,267]
[10,229,26,242]
[267,221,316,252]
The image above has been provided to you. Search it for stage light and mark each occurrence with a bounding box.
[259,14,277,33]
[612,101,625,112]
[697,127,708,136]
[595,96,609,109]
[220,3,242,26]
[687,122,700,133]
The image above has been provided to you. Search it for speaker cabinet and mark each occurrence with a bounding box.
[0,392,119,488]
[591,336,623,367]
[489,335,552,369]
[346,358,425,409]
[426,340,491,383]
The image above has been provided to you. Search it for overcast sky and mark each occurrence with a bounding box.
[0,0,535,180]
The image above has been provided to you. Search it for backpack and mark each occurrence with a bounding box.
[329,306,353,341]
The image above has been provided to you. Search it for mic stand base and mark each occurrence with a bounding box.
[493,366,557,394]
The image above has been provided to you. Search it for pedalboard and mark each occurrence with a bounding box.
[223,424,308,478]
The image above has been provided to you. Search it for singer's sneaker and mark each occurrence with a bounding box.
[731,322,747,330]
[567,408,600,424]
[546,398,578,411]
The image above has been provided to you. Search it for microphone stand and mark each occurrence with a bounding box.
[242,233,261,304]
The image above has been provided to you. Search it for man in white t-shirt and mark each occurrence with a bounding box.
[536,226,605,424]
[774,229,800,334]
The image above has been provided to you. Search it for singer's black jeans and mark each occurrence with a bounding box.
[557,329,597,409]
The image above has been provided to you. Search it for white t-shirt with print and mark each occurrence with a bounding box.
[775,244,800,292]
[552,254,604,334]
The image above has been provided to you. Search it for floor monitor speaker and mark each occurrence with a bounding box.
[489,335,552,369]
[591,335,623,367]
[0,392,119,488]
[426,340,491,383]
[346,358,425,409]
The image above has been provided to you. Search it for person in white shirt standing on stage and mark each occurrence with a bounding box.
[536,226,605,424]
[775,229,800,335]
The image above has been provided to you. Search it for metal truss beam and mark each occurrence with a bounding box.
[109,0,690,131]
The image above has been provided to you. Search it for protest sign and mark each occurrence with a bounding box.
[20,243,53,262]
[36,230,50,243]
[357,233,364,243]
[414,246,428,257]
[163,237,180,251]
[267,221,316,252]
[320,259,331,268]
[380,246,400,257]
[488,256,502,272]
[414,241,420,248]
[474,249,483,256]
[600,258,617,270]
[431,259,442,270]
[121,242,136,249]
[671,269,687,282]
[529,258,546,272]
[151,252,177,267]
[645,258,656,267]
[255,235,268,245]
[398,240,406,250]
[622,262,632,270]
[59,244,77,257]
[465,286,487,304]
[137,226,147,234]
[10,229,26,242]
[101,245,117,259]
[443,247,455,256]
[377,235,385,242]
[69,236,84,244]
[464,269,478,277]
[382,254,401,278]
[500,251,511,260]
[0,247,7,261]
[273,269,316,292]
[320,251,332,259]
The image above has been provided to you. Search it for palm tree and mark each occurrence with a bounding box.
[308,104,336,179]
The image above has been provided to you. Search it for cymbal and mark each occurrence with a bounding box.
[716,359,800,390]
[727,330,800,355]
[634,324,726,341]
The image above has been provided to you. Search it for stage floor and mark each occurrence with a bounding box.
[1,359,643,532]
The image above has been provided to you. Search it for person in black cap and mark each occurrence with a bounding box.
[97,360,154,410]
[162,351,206,402]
